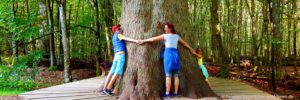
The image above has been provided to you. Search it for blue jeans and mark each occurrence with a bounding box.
[109,53,126,76]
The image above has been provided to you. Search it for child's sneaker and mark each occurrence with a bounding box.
[163,93,172,99]
[100,89,106,95]
[104,89,113,96]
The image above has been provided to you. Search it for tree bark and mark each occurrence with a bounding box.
[248,0,258,65]
[39,0,50,54]
[91,0,102,60]
[12,1,18,59]
[117,0,217,99]
[292,0,298,76]
[58,0,71,83]
[102,0,114,60]
[47,0,56,66]
[261,0,269,65]
[287,0,292,57]
[271,0,281,92]
[210,0,225,64]
[292,0,297,57]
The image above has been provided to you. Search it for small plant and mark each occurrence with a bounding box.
[48,66,58,71]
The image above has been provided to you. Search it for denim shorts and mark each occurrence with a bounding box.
[109,53,126,76]
[165,70,179,77]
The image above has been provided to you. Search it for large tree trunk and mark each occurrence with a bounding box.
[58,0,71,83]
[117,0,217,99]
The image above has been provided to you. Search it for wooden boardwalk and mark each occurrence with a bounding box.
[19,77,281,100]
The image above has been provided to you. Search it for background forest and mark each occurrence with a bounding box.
[0,0,299,98]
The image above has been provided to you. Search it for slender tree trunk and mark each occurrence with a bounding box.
[12,1,18,59]
[261,0,269,65]
[292,0,298,76]
[236,0,244,64]
[102,0,114,60]
[271,0,281,92]
[292,0,297,56]
[58,0,71,83]
[247,0,258,65]
[117,0,217,99]
[287,0,292,57]
[210,0,225,64]
[56,0,64,66]
[39,0,50,54]
[104,27,111,59]
[93,0,101,64]
[231,0,238,63]
[47,0,56,66]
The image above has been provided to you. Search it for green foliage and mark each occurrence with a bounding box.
[0,89,26,96]
[0,51,43,91]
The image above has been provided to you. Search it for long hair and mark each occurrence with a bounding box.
[196,48,203,54]
[164,22,176,33]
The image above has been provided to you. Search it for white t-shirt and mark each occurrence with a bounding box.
[163,34,179,48]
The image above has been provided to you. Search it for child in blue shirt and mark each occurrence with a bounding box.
[102,24,138,95]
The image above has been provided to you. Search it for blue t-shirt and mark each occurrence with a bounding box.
[112,32,126,53]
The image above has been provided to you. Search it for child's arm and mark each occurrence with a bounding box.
[140,35,164,44]
[118,34,138,43]
[178,37,195,53]
[193,53,202,58]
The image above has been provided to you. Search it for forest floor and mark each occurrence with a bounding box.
[243,80,298,100]
[209,65,300,100]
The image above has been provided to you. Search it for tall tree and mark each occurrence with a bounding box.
[292,0,298,76]
[117,0,217,99]
[270,0,281,92]
[102,0,114,60]
[92,0,102,61]
[11,0,18,59]
[246,0,258,64]
[210,0,225,64]
[292,0,298,58]
[38,0,50,54]
[47,0,56,66]
[58,0,71,83]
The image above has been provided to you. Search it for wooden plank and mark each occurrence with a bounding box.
[19,76,281,100]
